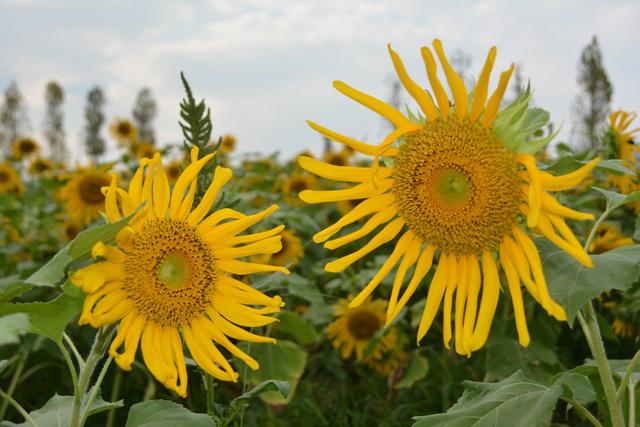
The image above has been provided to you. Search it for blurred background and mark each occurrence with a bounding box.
[0,0,638,161]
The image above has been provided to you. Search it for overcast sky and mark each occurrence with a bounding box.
[1,0,638,161]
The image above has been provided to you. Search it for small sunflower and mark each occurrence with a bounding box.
[218,134,237,154]
[133,141,157,160]
[12,137,40,159]
[607,110,640,210]
[165,160,182,183]
[29,158,55,177]
[58,165,112,225]
[70,148,288,397]
[282,172,317,206]
[327,298,403,374]
[589,223,634,254]
[254,230,304,268]
[0,162,24,195]
[323,150,350,167]
[63,220,84,241]
[300,40,597,355]
[611,318,636,339]
[110,118,138,144]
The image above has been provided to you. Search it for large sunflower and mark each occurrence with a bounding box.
[58,165,113,225]
[12,136,40,159]
[70,149,288,396]
[0,162,24,195]
[300,40,597,355]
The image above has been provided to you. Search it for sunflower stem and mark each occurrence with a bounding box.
[0,350,27,421]
[79,356,113,426]
[578,303,625,427]
[205,373,216,417]
[560,397,603,427]
[616,348,640,401]
[69,325,116,427]
[0,388,38,427]
[106,368,122,427]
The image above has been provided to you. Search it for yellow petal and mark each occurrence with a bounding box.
[420,47,450,118]
[153,159,170,218]
[387,236,421,318]
[333,80,410,128]
[299,155,392,182]
[188,166,233,226]
[299,179,393,204]
[432,39,468,120]
[481,64,515,127]
[539,158,600,191]
[216,259,289,275]
[469,46,497,122]
[306,120,397,156]
[417,253,449,343]
[442,255,459,349]
[499,243,531,347]
[324,205,396,250]
[454,256,469,355]
[390,245,435,322]
[470,251,500,351]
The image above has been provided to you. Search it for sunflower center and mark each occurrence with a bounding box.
[123,218,217,327]
[393,118,521,256]
[0,171,8,182]
[78,174,110,205]
[19,141,36,153]
[347,309,380,340]
[118,123,131,135]
[289,178,309,193]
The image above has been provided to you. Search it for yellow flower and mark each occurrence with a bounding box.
[133,141,157,160]
[218,134,237,154]
[165,160,182,183]
[254,230,304,267]
[58,165,112,225]
[29,158,55,176]
[0,162,24,195]
[608,110,640,211]
[300,40,597,355]
[282,172,317,206]
[110,118,138,144]
[63,219,84,241]
[612,318,636,339]
[589,223,634,254]
[70,148,288,397]
[323,150,350,167]
[327,298,404,375]
[12,137,40,159]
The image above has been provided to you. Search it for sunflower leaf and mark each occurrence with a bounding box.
[124,400,215,427]
[412,370,561,427]
[592,187,640,212]
[539,239,640,324]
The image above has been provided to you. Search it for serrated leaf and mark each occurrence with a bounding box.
[539,239,640,323]
[0,393,122,427]
[0,291,83,343]
[231,380,290,407]
[124,400,216,427]
[592,187,640,212]
[412,370,561,427]
[238,340,307,405]
[395,353,429,389]
[551,372,596,405]
[275,311,318,345]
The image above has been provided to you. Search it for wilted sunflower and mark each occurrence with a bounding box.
[589,223,633,254]
[12,137,40,159]
[254,230,304,267]
[70,148,288,397]
[300,40,597,355]
[58,165,112,225]
[218,134,237,154]
[328,298,404,375]
[0,162,24,195]
[110,118,138,144]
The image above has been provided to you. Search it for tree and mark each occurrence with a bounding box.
[0,82,30,155]
[43,81,67,162]
[83,86,106,162]
[132,87,157,144]
[572,35,613,150]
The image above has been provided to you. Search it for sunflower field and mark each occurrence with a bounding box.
[1,39,639,427]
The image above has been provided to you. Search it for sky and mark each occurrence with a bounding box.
[0,0,638,162]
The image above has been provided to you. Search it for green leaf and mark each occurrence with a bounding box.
[0,393,122,427]
[412,371,561,427]
[634,215,640,241]
[551,372,596,405]
[231,380,290,407]
[543,157,634,177]
[125,400,216,427]
[0,290,83,343]
[238,340,307,405]
[0,277,32,305]
[0,313,30,346]
[484,335,559,382]
[539,239,640,323]
[275,311,318,345]
[592,187,640,212]
[395,352,429,389]
[25,213,134,288]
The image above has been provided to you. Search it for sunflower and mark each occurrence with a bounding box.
[0,162,24,195]
[12,137,40,159]
[607,110,640,209]
[165,160,182,183]
[70,148,288,397]
[218,134,237,154]
[589,223,634,254]
[110,118,138,144]
[323,150,350,167]
[63,220,84,241]
[300,40,597,355]
[327,298,404,375]
[58,165,112,225]
[282,172,317,206]
[29,158,55,176]
[254,230,304,268]
[611,318,636,339]
[133,141,157,160]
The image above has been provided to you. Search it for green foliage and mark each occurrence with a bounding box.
[275,311,319,345]
[179,72,213,152]
[395,353,429,389]
[0,313,30,346]
[124,400,215,427]
[543,156,634,176]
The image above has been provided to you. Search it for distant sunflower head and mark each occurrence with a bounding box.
[29,158,55,176]
[218,134,237,154]
[612,318,636,339]
[323,150,350,167]
[327,298,401,369]
[58,165,112,225]
[110,118,138,144]
[70,148,288,397]
[300,39,598,356]
[0,162,24,195]
[12,137,39,159]
[589,223,634,254]
[608,110,639,196]
[63,220,83,241]
[282,172,317,205]
[254,230,304,268]
[165,160,182,183]
[133,141,157,159]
